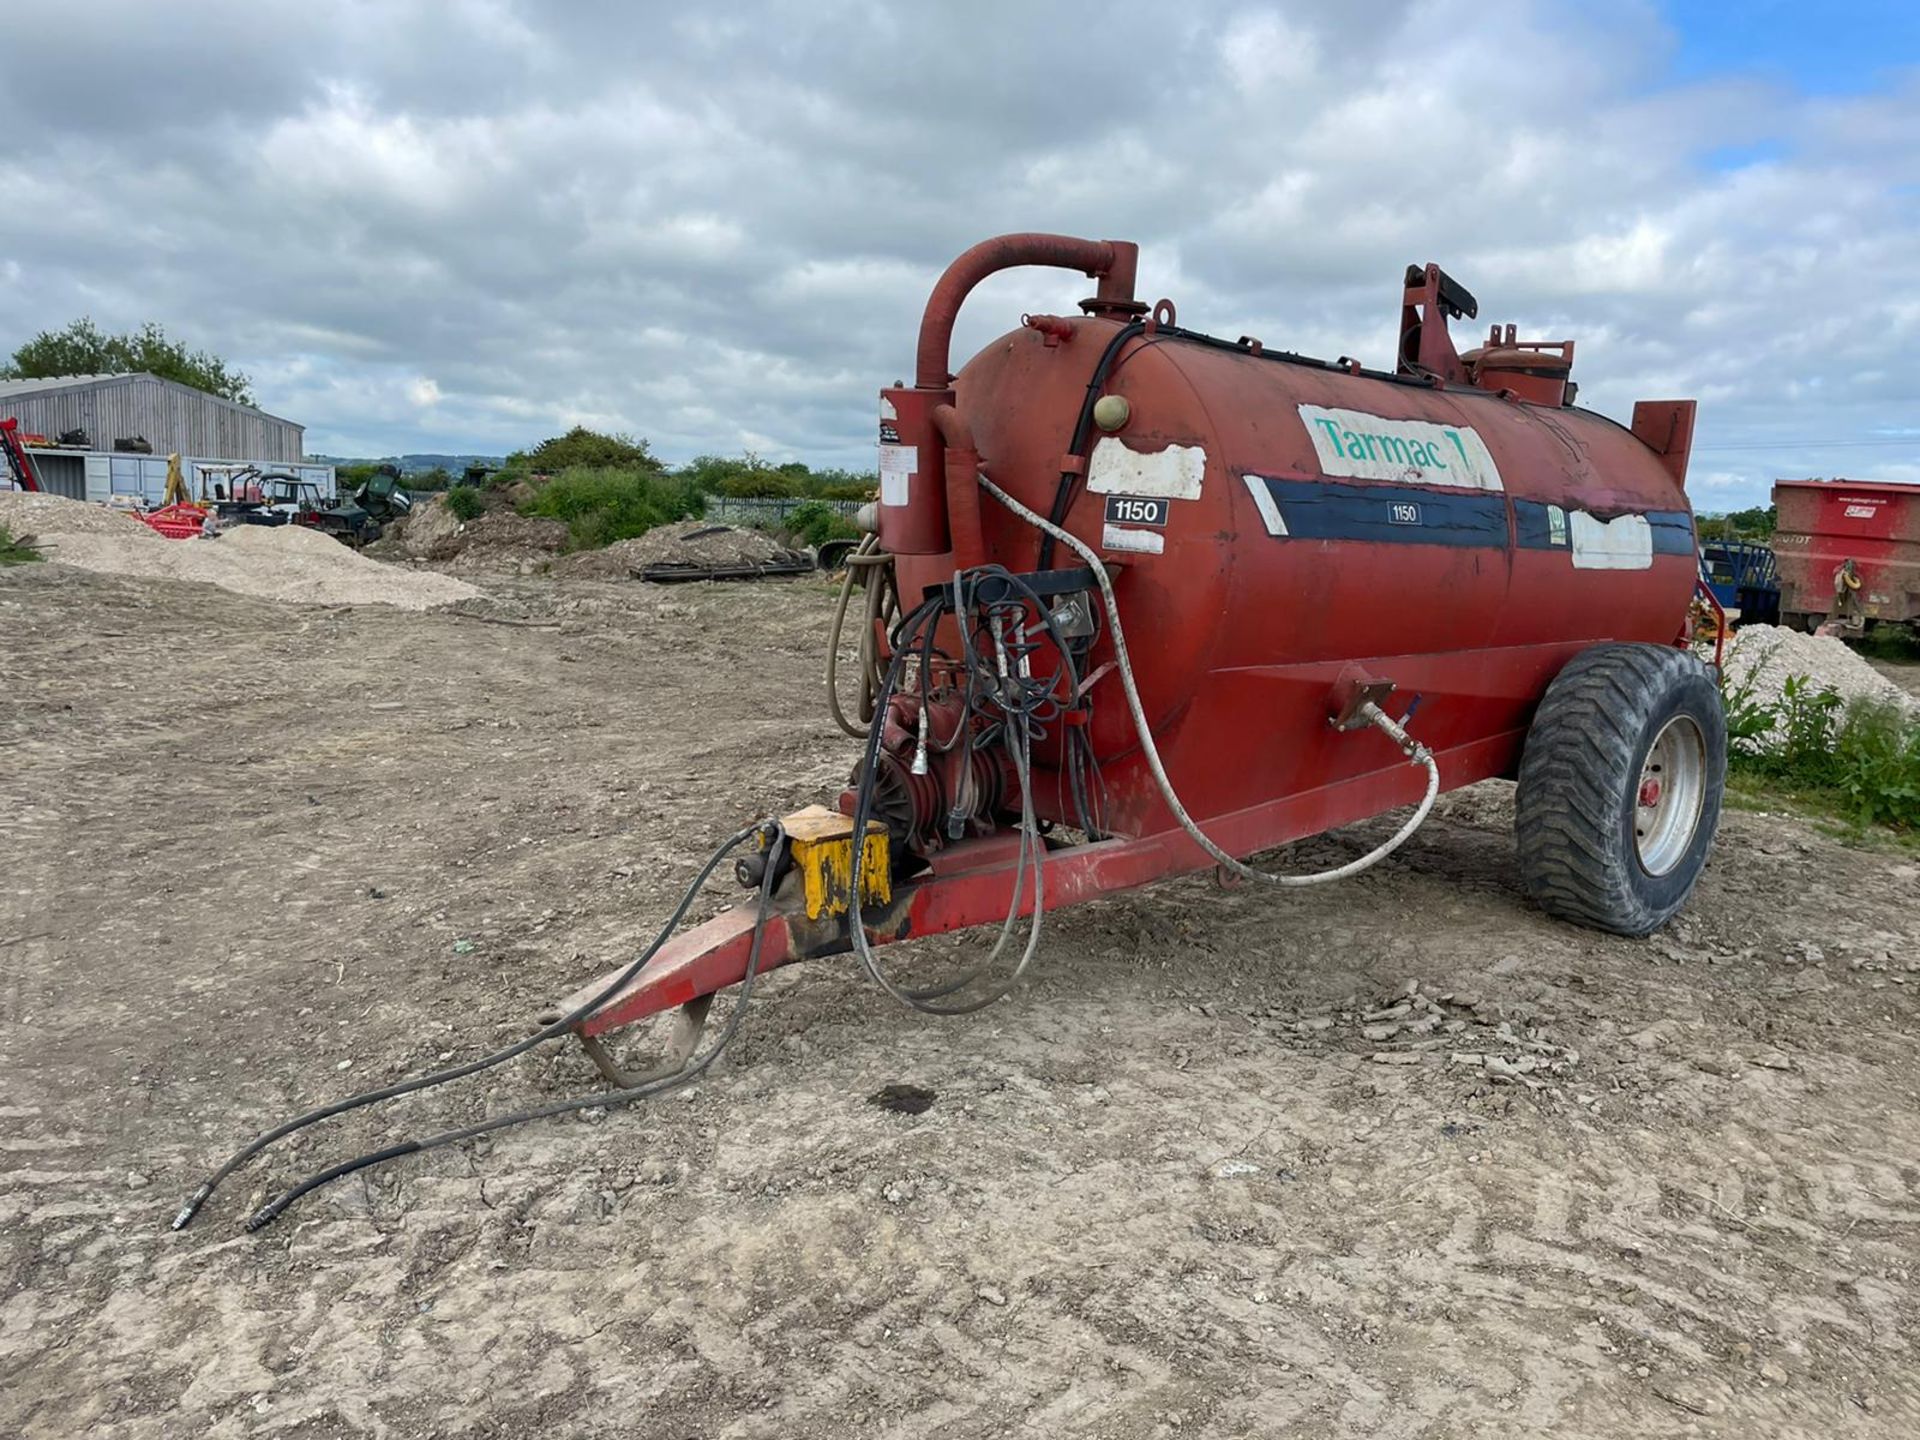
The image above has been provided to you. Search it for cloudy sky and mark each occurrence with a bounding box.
[2,1,1917,507]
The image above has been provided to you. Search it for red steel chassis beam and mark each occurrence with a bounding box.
[551,729,1517,1043]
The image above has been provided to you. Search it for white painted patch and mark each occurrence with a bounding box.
[878,443,917,506]
[1297,404,1504,492]
[1102,523,1165,555]
[1242,474,1288,536]
[1569,511,1653,570]
[879,395,898,422]
[1086,437,1206,500]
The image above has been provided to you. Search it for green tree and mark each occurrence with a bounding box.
[510,426,664,474]
[3,318,254,405]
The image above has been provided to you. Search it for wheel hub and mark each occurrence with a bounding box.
[1634,715,1707,877]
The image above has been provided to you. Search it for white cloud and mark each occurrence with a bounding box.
[0,0,1913,505]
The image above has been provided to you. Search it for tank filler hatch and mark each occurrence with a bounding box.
[1397,262,1577,407]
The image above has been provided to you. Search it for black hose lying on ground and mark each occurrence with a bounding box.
[172,821,764,1231]
[243,830,790,1232]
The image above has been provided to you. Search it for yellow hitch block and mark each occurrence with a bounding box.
[775,804,891,920]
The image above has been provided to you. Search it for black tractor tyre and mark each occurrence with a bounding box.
[1515,643,1726,937]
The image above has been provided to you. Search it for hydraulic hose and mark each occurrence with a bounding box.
[825,535,897,739]
[172,821,761,1230]
[245,829,791,1232]
[844,593,1049,1015]
[977,473,1441,886]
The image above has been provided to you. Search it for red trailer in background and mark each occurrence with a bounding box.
[1773,478,1920,635]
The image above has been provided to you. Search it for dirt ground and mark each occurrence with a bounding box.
[4,561,1919,1439]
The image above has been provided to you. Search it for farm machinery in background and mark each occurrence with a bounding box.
[1697,538,1779,629]
[138,463,407,546]
[177,232,1731,1234]
[1772,478,1920,637]
[1,417,46,493]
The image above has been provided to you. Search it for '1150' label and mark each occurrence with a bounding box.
[1103,495,1169,527]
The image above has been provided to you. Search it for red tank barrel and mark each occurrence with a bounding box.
[886,236,1701,844]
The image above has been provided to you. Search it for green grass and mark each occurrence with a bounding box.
[1852,626,1920,663]
[0,523,42,565]
[516,465,705,550]
[1723,668,1920,835]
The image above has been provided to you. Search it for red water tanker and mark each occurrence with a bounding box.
[180,233,1731,1232]
[545,232,1725,1072]
[1773,477,1920,634]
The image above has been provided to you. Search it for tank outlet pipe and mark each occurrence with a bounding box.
[915,233,1139,389]
[885,234,1138,562]
[976,471,1441,886]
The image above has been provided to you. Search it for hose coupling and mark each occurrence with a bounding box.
[1359,700,1431,765]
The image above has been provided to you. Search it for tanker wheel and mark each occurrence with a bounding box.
[1515,643,1725,937]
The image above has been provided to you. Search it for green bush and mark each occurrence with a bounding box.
[784,500,860,548]
[509,427,665,476]
[0,523,42,566]
[517,465,703,550]
[444,486,485,523]
[717,471,797,499]
[672,454,878,500]
[1725,673,1920,831]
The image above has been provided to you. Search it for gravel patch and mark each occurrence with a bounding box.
[16,490,483,610]
[1722,624,1917,715]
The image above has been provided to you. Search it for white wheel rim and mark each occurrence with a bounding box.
[1635,715,1706,877]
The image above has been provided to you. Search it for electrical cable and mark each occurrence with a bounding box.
[978,472,1441,887]
[171,822,761,1231]
[244,830,791,1232]
[1037,319,1149,569]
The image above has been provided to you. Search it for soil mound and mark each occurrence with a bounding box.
[22,500,483,610]
[0,490,160,540]
[552,521,810,579]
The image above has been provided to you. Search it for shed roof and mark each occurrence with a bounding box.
[0,371,299,427]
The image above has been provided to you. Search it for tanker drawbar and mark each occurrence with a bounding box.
[173,234,1726,1231]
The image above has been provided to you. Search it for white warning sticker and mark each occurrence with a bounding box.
[1086,437,1206,500]
[878,443,916,506]
[1569,511,1653,570]
[1297,404,1503,492]
[1101,523,1165,555]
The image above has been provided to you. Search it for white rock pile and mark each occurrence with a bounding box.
[1720,624,1915,715]
[1,490,483,610]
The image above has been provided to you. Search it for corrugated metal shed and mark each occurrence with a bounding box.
[0,373,304,462]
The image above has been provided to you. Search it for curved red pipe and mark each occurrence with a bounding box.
[915,233,1138,389]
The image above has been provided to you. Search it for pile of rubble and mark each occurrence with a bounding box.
[1721,623,1915,715]
[553,520,812,580]
[3,490,481,610]
[1,491,152,538]
[437,512,569,575]
[1289,979,1580,1087]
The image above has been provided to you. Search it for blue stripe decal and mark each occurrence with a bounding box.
[1646,510,1697,556]
[1248,476,1695,556]
[1251,476,1506,548]
[1512,499,1695,556]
